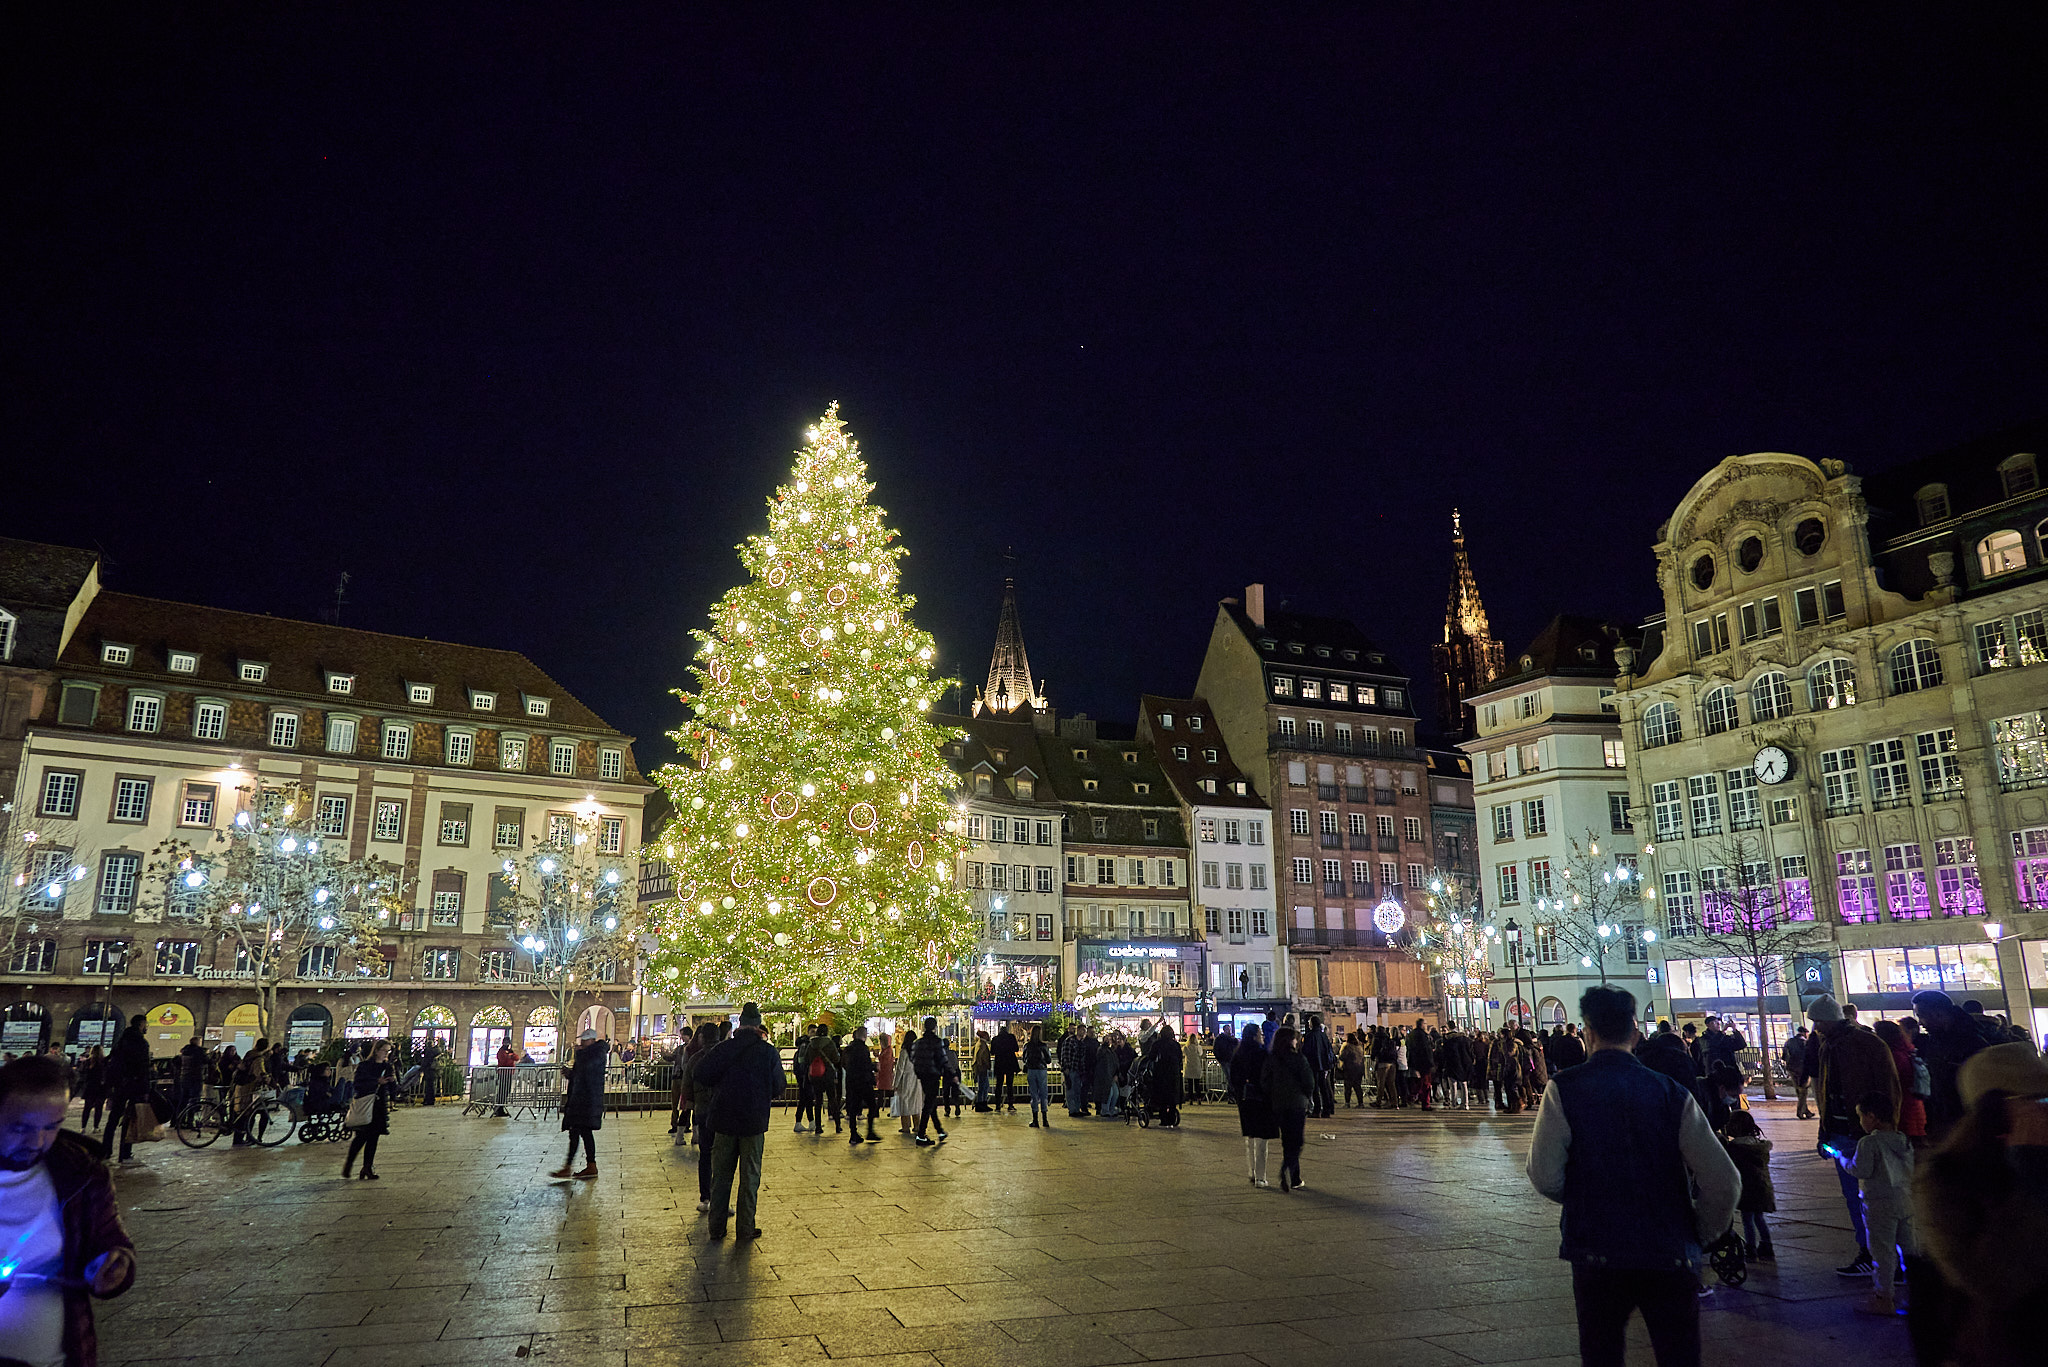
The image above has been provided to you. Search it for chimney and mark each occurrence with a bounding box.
[1244,583,1266,627]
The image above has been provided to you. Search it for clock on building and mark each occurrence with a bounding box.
[1753,745,1792,785]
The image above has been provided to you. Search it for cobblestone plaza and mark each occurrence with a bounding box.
[88,1097,1907,1367]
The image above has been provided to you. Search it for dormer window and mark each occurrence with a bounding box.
[1189,715,1203,730]
[100,643,132,666]
[1122,751,1137,764]
[1272,676,1294,697]
[168,651,198,674]
[1300,679,1321,700]
[1198,777,1217,794]
[326,673,355,695]
[1072,748,1089,761]
[1315,646,1331,658]
[1204,749,1218,763]
[1341,650,1358,661]
[466,690,496,712]
[1231,780,1248,796]
[239,661,268,684]
[1082,779,1098,792]
[1328,684,1348,703]
[1133,782,1151,795]
[1287,643,1304,655]
[1158,713,1174,729]
[523,694,551,718]
[1013,776,1034,800]
[1174,745,1189,760]
[1916,484,1951,525]
[2001,453,2039,499]
[1258,638,1277,651]
[1578,644,1598,662]
[407,682,434,705]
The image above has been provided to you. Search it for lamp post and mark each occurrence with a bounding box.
[1505,919,1523,1031]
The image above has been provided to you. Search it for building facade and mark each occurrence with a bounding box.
[1,591,649,1061]
[1461,616,1649,1029]
[1139,694,1287,1036]
[1616,432,2048,1047]
[1196,584,1438,1031]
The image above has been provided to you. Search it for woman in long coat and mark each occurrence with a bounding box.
[553,1030,608,1178]
[1091,1035,1118,1116]
[1231,1022,1278,1187]
[894,1026,924,1135]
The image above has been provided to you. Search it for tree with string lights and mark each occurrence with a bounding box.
[648,405,974,1017]
[1419,868,1495,1029]
[494,805,639,1041]
[1530,832,1658,989]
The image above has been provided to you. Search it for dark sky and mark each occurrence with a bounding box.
[6,7,2044,766]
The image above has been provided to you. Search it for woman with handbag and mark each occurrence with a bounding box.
[343,1040,393,1180]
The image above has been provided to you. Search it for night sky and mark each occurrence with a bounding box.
[6,7,2044,766]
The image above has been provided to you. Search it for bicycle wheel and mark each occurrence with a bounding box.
[249,1100,296,1148]
[175,1101,226,1149]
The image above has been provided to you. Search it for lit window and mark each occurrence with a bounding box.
[550,741,577,776]
[408,683,434,705]
[269,712,299,749]
[382,724,412,761]
[470,690,497,711]
[239,661,267,683]
[126,693,161,733]
[373,799,404,842]
[327,673,355,695]
[100,643,131,666]
[1807,659,1857,710]
[525,695,551,717]
[501,736,528,770]
[326,716,357,754]
[446,731,474,766]
[600,749,623,781]
[1978,530,2027,578]
[167,651,197,674]
[1602,739,1626,768]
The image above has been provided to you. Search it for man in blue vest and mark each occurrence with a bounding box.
[1526,985,1739,1367]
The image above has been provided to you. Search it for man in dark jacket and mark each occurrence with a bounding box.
[1528,986,1738,1367]
[1406,1021,1436,1111]
[1699,1016,1745,1076]
[908,1017,954,1146]
[1913,990,1999,1138]
[1809,993,1901,1279]
[174,1035,208,1119]
[1302,1020,1336,1118]
[100,1016,152,1166]
[1781,1028,1811,1119]
[0,1052,138,1367]
[841,1025,880,1145]
[694,1003,786,1241]
[1552,1024,1587,1071]
[1057,1027,1089,1116]
[990,1025,1021,1115]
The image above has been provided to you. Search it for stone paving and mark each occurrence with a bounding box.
[81,1092,1911,1367]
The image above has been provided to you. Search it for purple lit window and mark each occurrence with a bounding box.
[1781,878,1815,921]
[1884,845,1930,920]
[2013,828,2048,909]
[1936,838,1985,916]
[1836,849,1880,924]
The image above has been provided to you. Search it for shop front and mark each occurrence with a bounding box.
[284,1004,332,1057]
[145,1002,196,1055]
[469,1006,513,1065]
[3,1002,51,1054]
[1074,940,1202,1029]
[971,952,1059,1025]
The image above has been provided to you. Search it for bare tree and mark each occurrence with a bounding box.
[1532,832,1657,988]
[1659,831,1829,1101]
[145,780,407,1041]
[491,806,638,1047]
[0,813,95,975]
[1420,866,1495,1028]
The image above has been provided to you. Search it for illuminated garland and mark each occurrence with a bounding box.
[649,406,976,1013]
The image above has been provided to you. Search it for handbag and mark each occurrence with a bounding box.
[345,1095,377,1128]
[128,1101,166,1143]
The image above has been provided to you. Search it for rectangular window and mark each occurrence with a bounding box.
[1065,855,1080,884]
[421,949,460,981]
[1602,739,1627,769]
[1292,856,1313,885]
[1300,679,1321,700]
[1820,747,1862,813]
[1226,862,1245,890]
[2012,828,2048,909]
[1528,858,1554,900]
[180,783,216,827]
[550,740,577,776]
[1867,739,1912,808]
[2017,609,2048,665]
[298,945,340,978]
[501,736,528,770]
[1035,866,1053,893]
[1977,619,2012,671]
[599,748,624,781]
[1404,816,1423,842]
[1687,773,1722,835]
[1248,861,1267,890]
[325,716,358,754]
[1247,819,1265,846]
[987,816,1006,843]
[1306,719,1325,743]
[1198,817,1218,843]
[1090,817,1107,838]
[1780,855,1815,921]
[495,810,524,849]
[1795,586,1821,629]
[1822,581,1845,621]
[1522,799,1547,836]
[1128,859,1147,886]
[1519,743,1541,774]
[373,799,404,843]
[1334,724,1352,751]
[1662,871,1698,938]
[179,699,224,741]
[269,713,299,749]
[40,770,82,818]
[439,804,470,846]
[1289,808,1309,836]
[82,941,128,975]
[1321,810,1340,836]
[154,940,199,976]
[446,731,475,766]
[967,815,984,840]
[1725,769,1760,830]
[1534,924,1560,966]
[1375,814,1394,839]
[988,864,1008,891]
[1993,713,2048,788]
[1884,844,1930,920]
[600,817,624,854]
[112,777,152,824]
[1609,792,1633,833]
[1322,858,1342,887]
[1934,838,1983,917]
[1272,676,1293,697]
[1836,849,1880,924]
[1916,729,1961,796]
[1035,820,1053,846]
[1202,861,1221,888]
[966,861,984,888]
[1012,818,1029,843]
[1350,859,1370,888]
[1222,819,1242,844]
[96,854,140,914]
[383,724,412,761]
[1096,858,1115,886]
[1496,863,1520,904]
[317,794,350,838]
[1652,780,1683,841]
[1491,805,1514,841]
[547,812,574,846]
[125,694,161,733]
[1770,795,1798,825]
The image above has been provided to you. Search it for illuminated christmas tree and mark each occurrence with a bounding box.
[650,405,974,1014]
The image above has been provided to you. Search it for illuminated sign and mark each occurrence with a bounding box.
[1104,945,1182,959]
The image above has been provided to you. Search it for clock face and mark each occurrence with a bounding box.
[1753,745,1792,785]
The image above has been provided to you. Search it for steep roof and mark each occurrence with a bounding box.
[0,537,99,611]
[1137,695,1265,810]
[1862,417,2048,532]
[61,592,626,736]
[1486,614,1629,691]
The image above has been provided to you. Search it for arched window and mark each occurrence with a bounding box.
[1808,658,1857,710]
[1889,640,1944,695]
[1915,484,1951,525]
[1750,671,1792,722]
[2000,453,2038,499]
[1736,536,1764,573]
[1979,530,2027,578]
[1642,702,1682,749]
[1700,686,1739,736]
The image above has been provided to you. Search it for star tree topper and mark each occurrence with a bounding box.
[651,405,974,1013]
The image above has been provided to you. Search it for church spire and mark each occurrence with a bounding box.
[972,578,1048,717]
[1431,508,1506,738]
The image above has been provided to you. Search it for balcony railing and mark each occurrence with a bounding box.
[1320,833,1342,848]
[1349,833,1374,850]
[1323,881,1346,897]
[1378,835,1400,852]
[1374,788,1398,805]
[1318,784,1340,800]
[1345,786,1369,804]
[2001,773,2048,793]
[1270,731,1423,762]
[1288,927,1399,949]
[1923,783,1965,802]
[1871,793,1914,812]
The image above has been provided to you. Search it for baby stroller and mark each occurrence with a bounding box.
[1124,1050,1158,1128]
[297,1064,349,1143]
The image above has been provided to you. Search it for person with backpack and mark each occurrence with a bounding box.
[1781,1028,1812,1120]
[796,1023,841,1135]
[908,1017,954,1147]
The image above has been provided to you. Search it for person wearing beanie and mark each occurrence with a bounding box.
[551,1028,608,1180]
[693,1004,785,1241]
[1808,993,1902,1280]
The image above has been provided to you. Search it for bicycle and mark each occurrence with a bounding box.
[174,1089,296,1149]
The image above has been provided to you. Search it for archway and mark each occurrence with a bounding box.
[1506,997,1533,1027]
[412,1004,456,1051]
[469,1006,512,1066]
[577,1004,614,1045]
[1538,996,1567,1028]
[144,1003,195,1056]
[523,1006,559,1063]
[3,1002,51,1054]
[345,1004,391,1040]
[285,1003,333,1058]
[63,1003,118,1051]
[221,1003,263,1054]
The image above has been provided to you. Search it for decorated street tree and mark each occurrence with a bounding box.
[145,781,407,1039]
[1,808,94,975]
[1419,867,1494,1028]
[650,406,974,1016]
[1531,832,1658,988]
[493,805,639,1038]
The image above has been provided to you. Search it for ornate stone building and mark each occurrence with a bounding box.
[1616,425,2048,1044]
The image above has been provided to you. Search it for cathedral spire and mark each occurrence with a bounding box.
[1431,508,1506,738]
[972,578,1048,717]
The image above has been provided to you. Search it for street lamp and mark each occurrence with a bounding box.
[1505,919,1522,1032]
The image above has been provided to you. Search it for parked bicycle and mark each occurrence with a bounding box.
[174,1088,295,1148]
